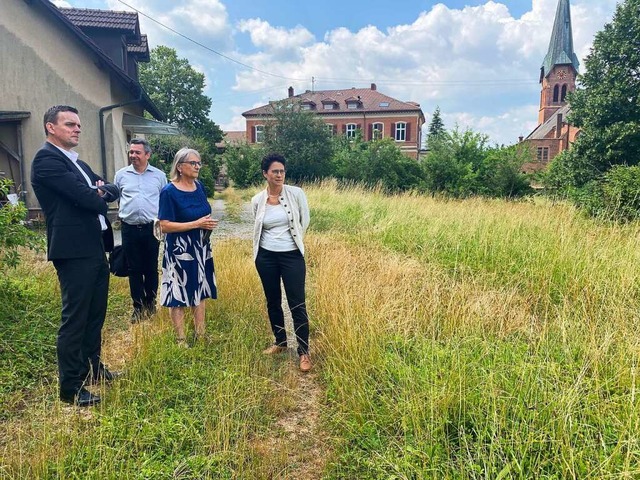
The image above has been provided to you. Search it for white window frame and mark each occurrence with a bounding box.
[323,103,335,110]
[326,124,334,136]
[347,102,358,109]
[346,123,357,139]
[255,125,265,144]
[301,103,312,111]
[395,122,407,142]
[372,122,384,140]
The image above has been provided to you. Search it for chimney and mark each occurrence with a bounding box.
[555,113,563,138]
[288,86,294,98]
[371,83,377,91]
[518,136,524,143]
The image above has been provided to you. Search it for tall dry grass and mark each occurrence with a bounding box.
[3,182,640,478]
[305,181,640,478]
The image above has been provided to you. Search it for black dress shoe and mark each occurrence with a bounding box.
[87,364,121,385]
[60,388,101,407]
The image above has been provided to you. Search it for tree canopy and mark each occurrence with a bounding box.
[140,46,222,142]
[262,100,334,182]
[427,106,446,140]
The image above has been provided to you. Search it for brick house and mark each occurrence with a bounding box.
[242,84,425,160]
[522,0,580,172]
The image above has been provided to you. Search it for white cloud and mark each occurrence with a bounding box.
[51,0,72,6]
[237,18,314,54]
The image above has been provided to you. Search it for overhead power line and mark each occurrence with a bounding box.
[115,0,306,82]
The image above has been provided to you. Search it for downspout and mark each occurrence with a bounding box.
[99,93,143,178]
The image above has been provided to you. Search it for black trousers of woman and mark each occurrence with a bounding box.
[255,247,309,355]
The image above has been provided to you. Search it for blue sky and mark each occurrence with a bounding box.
[53,0,618,145]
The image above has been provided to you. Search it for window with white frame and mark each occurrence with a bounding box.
[255,125,265,143]
[301,104,311,110]
[323,103,335,110]
[347,102,358,109]
[346,123,357,139]
[372,123,383,140]
[395,122,407,141]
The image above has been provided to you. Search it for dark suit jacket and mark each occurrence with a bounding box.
[31,142,119,260]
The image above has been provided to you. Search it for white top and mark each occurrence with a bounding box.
[260,203,297,252]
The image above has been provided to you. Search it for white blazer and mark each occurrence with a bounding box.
[251,185,310,260]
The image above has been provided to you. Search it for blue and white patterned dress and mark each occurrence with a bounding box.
[158,182,217,307]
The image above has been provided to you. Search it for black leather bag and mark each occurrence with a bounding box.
[109,245,128,277]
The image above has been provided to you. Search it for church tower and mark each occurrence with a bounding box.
[538,0,580,125]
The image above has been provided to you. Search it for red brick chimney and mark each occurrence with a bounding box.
[288,86,294,98]
[371,83,377,91]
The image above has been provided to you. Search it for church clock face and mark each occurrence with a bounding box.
[556,69,568,80]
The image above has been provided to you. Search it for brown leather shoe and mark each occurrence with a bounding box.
[299,354,312,372]
[262,345,287,355]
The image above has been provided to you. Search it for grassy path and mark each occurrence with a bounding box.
[1,195,332,479]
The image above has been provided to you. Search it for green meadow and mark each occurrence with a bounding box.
[1,182,639,478]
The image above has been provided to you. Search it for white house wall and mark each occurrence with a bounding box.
[0,0,134,211]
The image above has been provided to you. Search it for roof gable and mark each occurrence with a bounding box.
[31,0,162,120]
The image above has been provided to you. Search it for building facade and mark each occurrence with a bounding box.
[522,0,580,172]
[243,84,425,160]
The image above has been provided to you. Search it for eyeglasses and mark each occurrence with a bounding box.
[181,161,202,167]
[269,169,286,175]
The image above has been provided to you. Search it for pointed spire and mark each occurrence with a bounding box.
[541,0,580,78]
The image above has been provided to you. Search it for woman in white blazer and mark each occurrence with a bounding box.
[251,153,312,372]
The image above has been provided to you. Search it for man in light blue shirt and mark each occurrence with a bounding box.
[114,138,167,322]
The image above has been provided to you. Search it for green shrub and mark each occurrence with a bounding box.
[224,143,264,188]
[0,179,44,269]
[575,165,640,221]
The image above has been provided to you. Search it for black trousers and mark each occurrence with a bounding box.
[52,255,109,395]
[121,221,160,311]
[255,247,309,355]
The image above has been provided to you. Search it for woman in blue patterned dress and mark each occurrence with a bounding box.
[158,148,217,345]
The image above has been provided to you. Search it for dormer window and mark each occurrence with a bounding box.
[301,100,316,111]
[322,98,339,110]
[345,96,361,110]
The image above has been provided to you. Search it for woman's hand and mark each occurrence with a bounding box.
[197,215,219,231]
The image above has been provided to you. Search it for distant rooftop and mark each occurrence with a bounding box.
[243,85,423,117]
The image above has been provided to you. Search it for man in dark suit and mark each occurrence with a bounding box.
[31,105,119,407]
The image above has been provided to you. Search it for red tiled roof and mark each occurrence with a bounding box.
[59,7,138,33]
[243,87,423,117]
[215,131,246,148]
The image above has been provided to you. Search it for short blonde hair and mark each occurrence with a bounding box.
[169,148,201,181]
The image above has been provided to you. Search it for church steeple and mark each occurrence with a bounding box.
[540,0,580,80]
[538,0,579,124]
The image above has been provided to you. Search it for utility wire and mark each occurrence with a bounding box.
[116,0,306,82]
